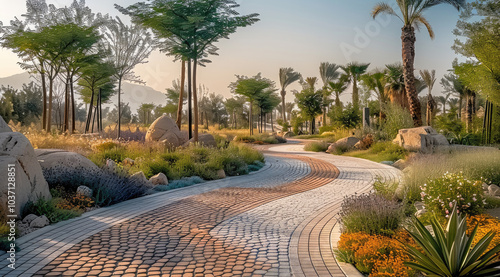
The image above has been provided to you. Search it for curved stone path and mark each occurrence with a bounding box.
[0,140,400,277]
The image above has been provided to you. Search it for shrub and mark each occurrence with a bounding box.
[331,105,361,129]
[420,172,485,217]
[381,103,414,140]
[304,141,329,152]
[400,150,500,202]
[404,205,500,276]
[154,176,205,192]
[23,198,82,223]
[336,231,415,276]
[339,193,404,235]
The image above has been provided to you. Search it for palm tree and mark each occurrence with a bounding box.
[419,69,437,126]
[319,62,340,126]
[279,68,301,123]
[285,102,295,122]
[361,70,387,121]
[372,0,466,127]
[441,73,465,119]
[384,63,407,109]
[328,75,349,112]
[435,93,452,115]
[342,62,370,110]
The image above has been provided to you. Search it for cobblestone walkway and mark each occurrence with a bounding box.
[0,141,400,277]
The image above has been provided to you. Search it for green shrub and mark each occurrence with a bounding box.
[404,204,500,277]
[381,103,414,140]
[154,176,205,192]
[331,105,361,129]
[304,140,329,152]
[339,193,404,236]
[420,172,485,217]
[23,198,82,223]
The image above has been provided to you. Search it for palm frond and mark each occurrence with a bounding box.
[372,2,403,22]
[414,15,435,38]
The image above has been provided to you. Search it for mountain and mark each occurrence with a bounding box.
[0,72,168,112]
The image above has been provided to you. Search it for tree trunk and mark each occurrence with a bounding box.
[271,111,274,132]
[466,93,473,132]
[322,106,327,127]
[401,25,422,127]
[187,60,192,139]
[117,76,122,139]
[97,89,101,132]
[458,95,463,119]
[352,76,359,110]
[426,93,435,126]
[41,62,47,131]
[70,75,76,134]
[193,59,199,142]
[281,90,286,123]
[176,60,186,129]
[249,101,253,135]
[47,78,54,132]
[64,76,70,133]
[85,89,95,133]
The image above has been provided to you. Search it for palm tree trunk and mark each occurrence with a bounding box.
[352,76,359,110]
[401,25,422,127]
[466,94,472,132]
[281,90,286,122]
[459,95,463,119]
[176,60,186,129]
[426,94,434,126]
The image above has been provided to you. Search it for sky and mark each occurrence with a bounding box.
[0,0,464,104]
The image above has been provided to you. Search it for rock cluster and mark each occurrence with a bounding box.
[326,136,360,153]
[393,126,449,154]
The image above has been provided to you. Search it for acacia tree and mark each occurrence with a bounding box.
[279,67,301,123]
[372,0,466,126]
[117,0,259,142]
[103,17,154,138]
[230,74,274,135]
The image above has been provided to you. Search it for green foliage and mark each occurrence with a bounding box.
[294,80,323,133]
[234,134,286,144]
[154,176,205,192]
[339,193,404,236]
[401,150,500,202]
[23,198,82,224]
[344,141,407,163]
[0,82,42,126]
[330,104,361,129]
[304,141,329,152]
[381,103,414,140]
[420,172,485,217]
[404,204,500,277]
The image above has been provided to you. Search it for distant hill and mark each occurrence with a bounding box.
[0,72,168,112]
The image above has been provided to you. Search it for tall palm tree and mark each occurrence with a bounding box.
[342,62,370,110]
[419,69,437,125]
[361,70,387,121]
[279,68,301,123]
[441,73,465,119]
[328,75,350,112]
[285,102,295,122]
[435,93,452,115]
[372,0,466,127]
[319,62,340,126]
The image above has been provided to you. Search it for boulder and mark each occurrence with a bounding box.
[36,149,99,172]
[217,169,226,179]
[187,134,217,147]
[482,182,490,192]
[393,159,405,169]
[488,184,500,197]
[0,116,12,133]
[22,214,38,224]
[130,171,152,188]
[145,115,186,147]
[283,131,294,138]
[326,136,359,153]
[76,186,93,198]
[30,215,49,228]
[105,159,117,172]
[123,158,135,166]
[149,173,168,186]
[0,132,52,217]
[393,126,449,154]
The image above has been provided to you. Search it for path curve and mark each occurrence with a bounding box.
[0,140,400,277]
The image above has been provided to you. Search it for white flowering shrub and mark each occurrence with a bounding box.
[420,172,486,217]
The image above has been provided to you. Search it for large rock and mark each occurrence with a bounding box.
[187,134,217,147]
[0,132,52,217]
[393,126,449,154]
[36,149,99,172]
[488,184,500,197]
[145,115,186,147]
[76,186,93,198]
[149,173,168,186]
[0,116,12,133]
[326,136,360,153]
[130,171,152,188]
[30,215,49,228]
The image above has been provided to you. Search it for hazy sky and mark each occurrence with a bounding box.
[0,0,463,104]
